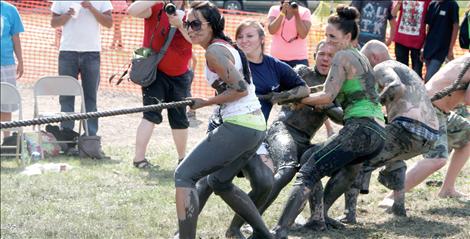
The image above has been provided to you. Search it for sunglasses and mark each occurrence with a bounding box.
[184,19,209,31]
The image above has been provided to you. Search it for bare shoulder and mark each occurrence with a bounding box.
[205,44,234,66]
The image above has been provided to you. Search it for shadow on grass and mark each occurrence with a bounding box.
[375,216,462,238]
[289,215,462,238]
[289,223,376,239]
[426,203,470,218]
[141,166,175,185]
[77,157,123,166]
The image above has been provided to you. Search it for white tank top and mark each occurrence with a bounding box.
[205,42,261,119]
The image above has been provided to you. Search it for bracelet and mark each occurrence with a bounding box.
[280,12,285,17]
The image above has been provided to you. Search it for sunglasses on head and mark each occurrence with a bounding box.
[184,19,208,31]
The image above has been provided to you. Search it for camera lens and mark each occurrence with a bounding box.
[165,3,176,15]
[290,1,298,8]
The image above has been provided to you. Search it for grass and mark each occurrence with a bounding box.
[1,144,469,239]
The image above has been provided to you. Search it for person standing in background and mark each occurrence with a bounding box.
[110,0,128,49]
[351,0,396,47]
[392,0,430,79]
[0,1,24,139]
[422,0,459,82]
[50,1,113,158]
[267,0,312,68]
[127,0,193,168]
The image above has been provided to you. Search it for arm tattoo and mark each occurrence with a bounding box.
[207,45,248,93]
[272,85,309,104]
[323,52,348,100]
[431,59,470,102]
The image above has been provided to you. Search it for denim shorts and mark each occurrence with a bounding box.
[142,70,191,129]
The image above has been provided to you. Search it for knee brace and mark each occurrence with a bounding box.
[377,166,407,191]
[207,175,234,195]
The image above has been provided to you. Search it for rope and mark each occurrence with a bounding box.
[430,59,470,102]
[0,100,193,129]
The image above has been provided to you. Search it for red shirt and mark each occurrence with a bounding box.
[394,0,430,49]
[143,4,192,76]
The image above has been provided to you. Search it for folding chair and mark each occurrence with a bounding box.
[0,82,23,165]
[33,76,89,158]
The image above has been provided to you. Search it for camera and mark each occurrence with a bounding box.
[290,1,298,9]
[281,1,298,9]
[164,2,177,15]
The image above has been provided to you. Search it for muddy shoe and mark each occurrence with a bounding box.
[388,202,406,217]
[325,216,345,229]
[337,213,357,224]
[301,219,327,231]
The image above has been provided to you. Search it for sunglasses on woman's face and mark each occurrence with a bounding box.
[184,19,208,31]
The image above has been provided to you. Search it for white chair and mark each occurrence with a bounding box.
[33,76,89,158]
[0,82,23,165]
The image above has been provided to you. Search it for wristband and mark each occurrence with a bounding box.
[280,12,285,17]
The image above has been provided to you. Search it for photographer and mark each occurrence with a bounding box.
[127,0,192,168]
[267,0,312,68]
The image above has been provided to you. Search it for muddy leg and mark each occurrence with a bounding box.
[226,156,274,239]
[272,184,311,239]
[323,164,362,229]
[176,187,200,239]
[302,181,327,231]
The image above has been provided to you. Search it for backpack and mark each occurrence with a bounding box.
[459,11,470,49]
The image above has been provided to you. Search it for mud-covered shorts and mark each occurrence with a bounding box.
[424,108,470,159]
[364,117,438,172]
[265,121,311,171]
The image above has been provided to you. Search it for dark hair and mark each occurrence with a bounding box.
[190,1,251,84]
[327,5,360,41]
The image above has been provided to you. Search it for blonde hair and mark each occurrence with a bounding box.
[235,19,266,54]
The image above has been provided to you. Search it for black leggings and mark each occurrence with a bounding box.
[296,118,386,188]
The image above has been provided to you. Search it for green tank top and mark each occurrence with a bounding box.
[336,48,385,122]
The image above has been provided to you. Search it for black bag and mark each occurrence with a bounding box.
[129,18,177,87]
[459,11,469,50]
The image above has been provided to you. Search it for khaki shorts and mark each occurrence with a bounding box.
[424,109,470,159]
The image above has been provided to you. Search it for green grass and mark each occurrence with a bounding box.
[1,145,469,239]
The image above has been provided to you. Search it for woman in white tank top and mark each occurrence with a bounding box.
[173,2,272,239]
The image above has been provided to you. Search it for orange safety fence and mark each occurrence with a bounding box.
[9,1,469,98]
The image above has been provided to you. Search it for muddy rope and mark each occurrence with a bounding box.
[431,59,470,102]
[0,100,193,129]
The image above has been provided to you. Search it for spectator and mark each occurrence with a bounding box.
[351,0,396,47]
[50,1,113,158]
[267,0,312,68]
[422,0,459,82]
[459,9,469,51]
[392,0,430,79]
[110,0,128,49]
[0,1,24,139]
[127,0,192,168]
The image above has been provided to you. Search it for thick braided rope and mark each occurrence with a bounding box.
[0,100,193,129]
[431,59,470,102]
